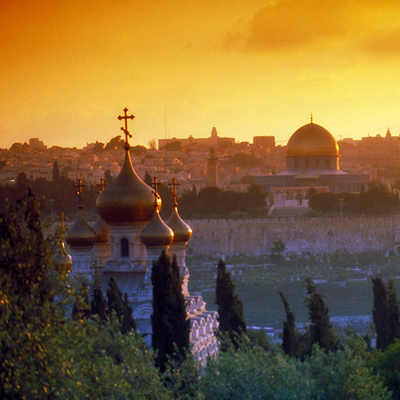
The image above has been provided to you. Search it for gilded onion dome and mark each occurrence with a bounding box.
[65,210,97,248]
[92,216,109,243]
[140,206,174,248]
[286,122,339,157]
[96,150,159,225]
[167,206,192,243]
[53,241,72,271]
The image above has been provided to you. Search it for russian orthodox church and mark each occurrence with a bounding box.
[63,108,218,363]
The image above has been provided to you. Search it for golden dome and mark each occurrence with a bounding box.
[92,216,109,243]
[53,241,72,271]
[140,208,174,247]
[167,206,192,243]
[65,210,97,248]
[96,150,159,225]
[286,122,339,157]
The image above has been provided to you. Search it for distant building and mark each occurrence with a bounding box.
[158,127,235,150]
[253,121,370,214]
[29,138,46,149]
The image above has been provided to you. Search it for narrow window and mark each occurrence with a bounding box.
[121,238,129,257]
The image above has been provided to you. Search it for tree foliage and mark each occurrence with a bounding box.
[151,251,190,372]
[309,182,400,216]
[372,276,400,351]
[216,259,247,347]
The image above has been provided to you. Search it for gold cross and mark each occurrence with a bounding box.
[58,211,68,234]
[75,178,86,208]
[168,177,181,206]
[150,176,162,204]
[97,178,108,194]
[117,108,135,147]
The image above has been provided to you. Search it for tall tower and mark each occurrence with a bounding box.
[207,147,218,186]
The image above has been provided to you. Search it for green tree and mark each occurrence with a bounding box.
[271,240,285,264]
[72,280,91,320]
[372,276,400,351]
[370,339,400,400]
[216,259,246,348]
[373,276,390,350]
[121,293,137,334]
[105,135,124,151]
[305,277,339,354]
[279,291,301,357]
[151,251,190,372]
[388,280,400,343]
[107,277,137,334]
[90,279,108,321]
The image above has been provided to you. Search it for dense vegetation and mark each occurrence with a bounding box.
[2,194,400,399]
[308,182,400,216]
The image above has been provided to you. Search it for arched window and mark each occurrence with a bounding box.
[120,238,129,257]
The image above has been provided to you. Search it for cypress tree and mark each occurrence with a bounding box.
[372,277,400,350]
[90,279,107,321]
[107,277,137,334]
[305,277,339,353]
[372,276,389,350]
[121,293,137,334]
[387,279,400,343]
[215,259,246,347]
[151,250,190,372]
[72,281,90,320]
[279,291,300,357]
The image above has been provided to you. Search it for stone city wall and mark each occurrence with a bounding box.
[187,216,400,257]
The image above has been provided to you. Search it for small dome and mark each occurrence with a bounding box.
[140,208,174,248]
[96,150,159,225]
[53,241,72,271]
[167,206,192,243]
[92,216,109,243]
[65,211,97,248]
[287,122,339,157]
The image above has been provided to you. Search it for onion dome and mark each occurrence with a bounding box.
[53,241,72,271]
[286,122,339,157]
[140,207,174,248]
[96,150,159,225]
[167,206,192,244]
[65,210,97,248]
[92,216,109,243]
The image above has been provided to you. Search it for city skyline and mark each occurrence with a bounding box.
[2,0,400,149]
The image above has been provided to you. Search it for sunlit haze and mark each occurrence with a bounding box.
[2,0,400,149]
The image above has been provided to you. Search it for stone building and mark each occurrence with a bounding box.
[253,119,370,214]
[65,110,218,363]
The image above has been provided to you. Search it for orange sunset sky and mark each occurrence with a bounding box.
[1,0,400,149]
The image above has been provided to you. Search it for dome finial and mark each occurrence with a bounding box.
[168,177,181,207]
[150,176,162,206]
[117,107,135,150]
[74,178,86,209]
[58,211,68,235]
[97,177,108,194]
[310,112,313,123]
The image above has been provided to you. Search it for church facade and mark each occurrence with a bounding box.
[64,109,218,363]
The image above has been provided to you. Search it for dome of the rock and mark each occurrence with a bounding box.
[286,122,339,157]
